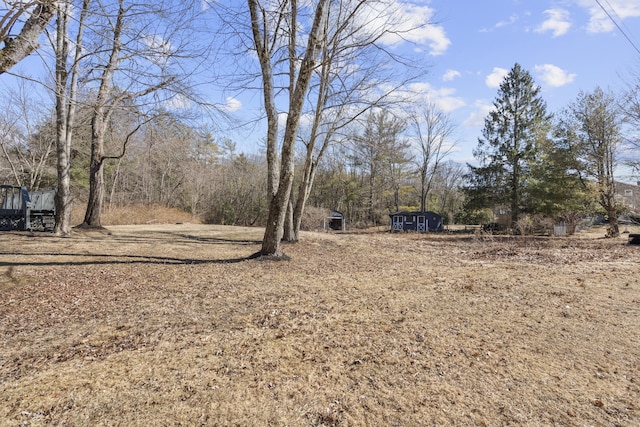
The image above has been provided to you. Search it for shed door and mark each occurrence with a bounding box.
[417,216,426,232]
[392,216,403,231]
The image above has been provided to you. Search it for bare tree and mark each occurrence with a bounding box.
[0,81,55,188]
[53,0,91,235]
[78,0,204,228]
[431,160,465,224]
[82,0,131,227]
[621,68,640,175]
[410,102,456,212]
[284,0,425,241]
[247,0,329,257]
[240,0,437,251]
[349,110,408,224]
[0,0,56,74]
[560,87,623,237]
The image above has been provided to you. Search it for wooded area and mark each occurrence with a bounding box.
[0,1,639,252]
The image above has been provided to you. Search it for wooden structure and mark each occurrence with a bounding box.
[0,185,56,231]
[389,211,443,233]
[325,210,345,231]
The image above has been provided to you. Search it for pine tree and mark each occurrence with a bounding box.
[527,131,596,223]
[465,63,551,225]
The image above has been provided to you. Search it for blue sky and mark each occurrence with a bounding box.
[405,0,640,167]
[214,0,639,180]
[4,0,639,180]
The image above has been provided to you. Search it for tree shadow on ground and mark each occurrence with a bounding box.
[0,229,262,267]
[0,251,252,267]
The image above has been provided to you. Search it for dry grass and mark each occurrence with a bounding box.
[1,224,639,426]
[70,204,200,226]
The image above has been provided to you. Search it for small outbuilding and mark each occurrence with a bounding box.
[389,211,443,233]
[0,185,56,231]
[325,209,345,231]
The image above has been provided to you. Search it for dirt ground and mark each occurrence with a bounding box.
[1,224,639,426]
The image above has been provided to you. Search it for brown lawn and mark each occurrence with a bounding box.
[1,224,639,426]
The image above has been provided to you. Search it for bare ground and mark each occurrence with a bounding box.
[0,224,639,426]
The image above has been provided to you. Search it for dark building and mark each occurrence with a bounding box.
[327,210,345,231]
[389,211,443,233]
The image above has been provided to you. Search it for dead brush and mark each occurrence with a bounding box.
[70,203,200,226]
[473,227,495,242]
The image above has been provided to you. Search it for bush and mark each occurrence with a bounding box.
[300,206,331,231]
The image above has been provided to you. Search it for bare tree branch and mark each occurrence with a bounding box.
[0,1,56,74]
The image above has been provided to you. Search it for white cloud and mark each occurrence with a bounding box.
[164,94,191,110]
[142,34,173,66]
[404,82,466,113]
[278,112,288,130]
[495,14,519,29]
[298,112,315,130]
[536,9,572,37]
[442,69,461,82]
[576,0,640,33]
[366,1,451,55]
[223,97,242,112]
[420,24,451,56]
[437,96,466,113]
[485,67,508,88]
[480,14,519,33]
[463,101,494,128]
[534,64,576,87]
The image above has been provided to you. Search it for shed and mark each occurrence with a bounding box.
[0,185,56,231]
[0,185,30,230]
[325,209,345,231]
[389,211,443,233]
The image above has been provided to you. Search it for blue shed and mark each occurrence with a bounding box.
[389,211,443,233]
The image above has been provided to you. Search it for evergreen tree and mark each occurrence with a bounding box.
[527,130,596,222]
[465,63,551,225]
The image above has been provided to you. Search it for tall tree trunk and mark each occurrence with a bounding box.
[287,134,317,242]
[261,112,298,255]
[282,191,295,242]
[289,48,333,240]
[603,177,619,238]
[606,206,619,237]
[257,0,328,257]
[420,168,427,212]
[291,160,317,242]
[368,168,375,224]
[261,171,293,256]
[54,0,89,235]
[84,129,106,227]
[54,3,71,235]
[248,0,279,198]
[81,0,124,227]
[605,141,619,238]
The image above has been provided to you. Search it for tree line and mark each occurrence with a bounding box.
[0,84,464,229]
[1,1,639,258]
[464,63,639,238]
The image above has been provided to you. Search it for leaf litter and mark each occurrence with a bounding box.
[0,224,639,426]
